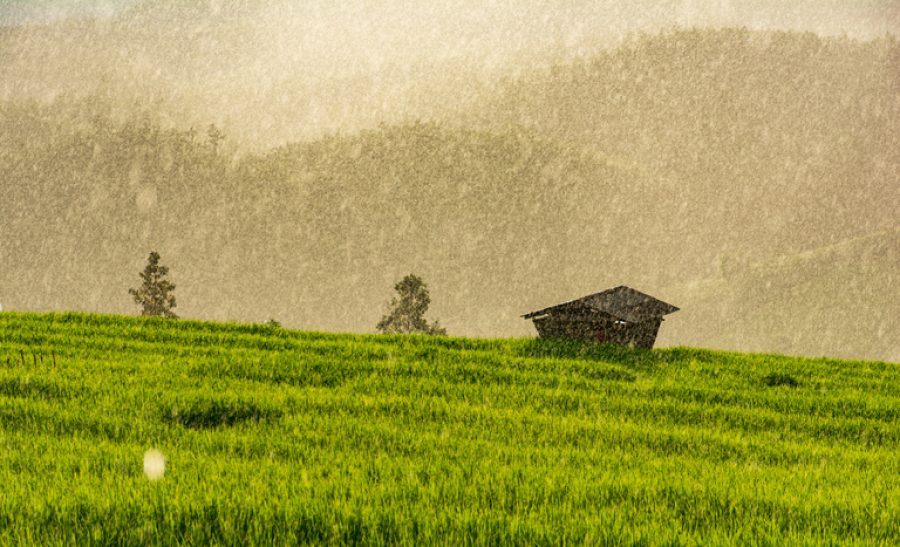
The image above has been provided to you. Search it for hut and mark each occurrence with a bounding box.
[522,286,679,349]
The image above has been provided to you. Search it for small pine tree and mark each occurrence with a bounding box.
[129,251,178,319]
[376,274,447,335]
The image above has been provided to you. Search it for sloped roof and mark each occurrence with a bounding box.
[522,286,679,323]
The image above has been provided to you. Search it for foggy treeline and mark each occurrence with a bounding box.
[1,18,898,361]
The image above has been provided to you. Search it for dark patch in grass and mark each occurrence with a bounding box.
[762,372,800,388]
[162,398,282,429]
[577,366,637,383]
[519,337,660,372]
[0,377,81,400]
[657,346,723,364]
[188,352,381,388]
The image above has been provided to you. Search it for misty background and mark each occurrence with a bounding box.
[1,0,898,362]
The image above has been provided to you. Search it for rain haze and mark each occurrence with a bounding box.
[1,0,898,361]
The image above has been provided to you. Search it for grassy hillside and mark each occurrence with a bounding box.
[1,311,899,545]
[657,226,900,362]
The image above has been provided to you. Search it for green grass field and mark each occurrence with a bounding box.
[1,311,898,546]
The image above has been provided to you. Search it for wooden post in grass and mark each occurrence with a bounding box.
[33,353,37,367]
[53,351,57,369]
[40,352,43,366]
[20,350,25,368]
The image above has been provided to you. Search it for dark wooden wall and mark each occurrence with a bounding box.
[531,315,663,349]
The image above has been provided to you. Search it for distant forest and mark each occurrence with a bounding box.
[1,25,898,361]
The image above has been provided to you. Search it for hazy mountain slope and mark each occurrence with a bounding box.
[0,0,637,149]
[5,110,893,362]
[2,25,897,360]
[1,117,671,336]
[656,226,900,362]
[466,27,900,271]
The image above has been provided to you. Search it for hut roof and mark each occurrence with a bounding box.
[522,286,679,323]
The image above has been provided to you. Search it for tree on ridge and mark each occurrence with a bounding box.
[376,274,446,335]
[129,251,178,319]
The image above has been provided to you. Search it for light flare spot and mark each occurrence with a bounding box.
[143,449,166,480]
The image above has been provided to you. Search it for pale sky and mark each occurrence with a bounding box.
[1,0,898,40]
[0,0,141,24]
